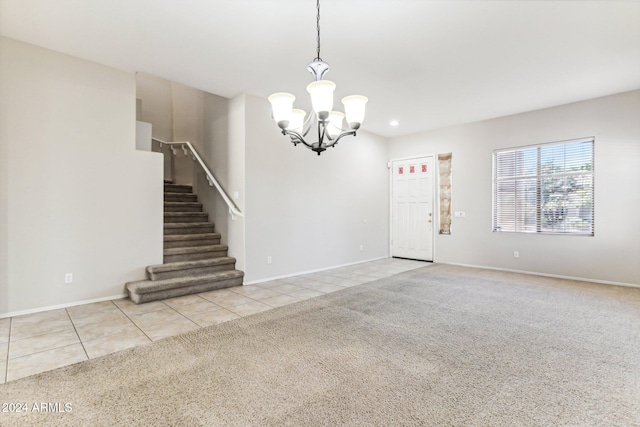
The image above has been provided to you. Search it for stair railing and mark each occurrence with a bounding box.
[153,138,244,220]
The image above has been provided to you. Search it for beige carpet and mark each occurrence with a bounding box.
[1,264,639,426]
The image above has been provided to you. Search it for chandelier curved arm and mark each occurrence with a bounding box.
[283,129,315,150]
[324,124,355,142]
[324,129,357,148]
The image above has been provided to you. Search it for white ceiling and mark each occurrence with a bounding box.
[1,0,639,138]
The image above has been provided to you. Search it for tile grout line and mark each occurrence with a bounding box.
[163,301,207,329]
[65,307,89,361]
[234,279,350,308]
[4,327,88,383]
[232,290,289,305]
[194,291,277,318]
[77,300,156,358]
[179,296,245,327]
[4,318,12,382]
[191,296,233,314]
[111,300,156,344]
[197,293,251,312]
[176,300,239,328]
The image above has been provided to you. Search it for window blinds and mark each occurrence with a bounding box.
[493,137,594,235]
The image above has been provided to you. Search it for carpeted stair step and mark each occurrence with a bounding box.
[164,183,192,193]
[126,270,245,304]
[164,212,208,223]
[164,192,198,203]
[146,257,237,281]
[164,202,203,213]
[164,233,221,249]
[127,177,246,305]
[164,222,215,235]
[163,244,228,263]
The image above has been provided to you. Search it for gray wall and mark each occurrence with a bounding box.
[0,37,163,317]
[389,90,640,286]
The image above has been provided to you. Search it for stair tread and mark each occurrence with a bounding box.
[163,244,228,255]
[164,222,215,236]
[148,257,236,273]
[164,203,203,213]
[164,195,198,203]
[128,177,244,304]
[164,212,207,216]
[127,270,244,294]
[164,191,196,196]
[164,202,202,206]
[164,222,213,228]
[164,192,196,197]
[164,233,221,241]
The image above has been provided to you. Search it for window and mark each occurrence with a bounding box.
[493,137,594,235]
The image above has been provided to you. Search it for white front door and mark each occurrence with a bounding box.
[391,156,434,261]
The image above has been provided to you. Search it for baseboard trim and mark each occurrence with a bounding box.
[0,294,129,319]
[245,256,390,286]
[439,262,640,289]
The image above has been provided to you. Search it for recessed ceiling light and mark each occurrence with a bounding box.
[390,120,399,127]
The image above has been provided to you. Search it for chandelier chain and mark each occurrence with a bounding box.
[315,0,321,61]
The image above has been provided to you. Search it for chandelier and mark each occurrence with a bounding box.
[268,0,368,155]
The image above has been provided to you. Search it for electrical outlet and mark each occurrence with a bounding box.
[513,251,520,259]
[65,273,73,283]
[359,245,364,251]
[267,256,272,264]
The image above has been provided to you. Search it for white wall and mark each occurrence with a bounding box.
[136,74,174,182]
[172,84,231,246]
[135,73,174,142]
[226,95,247,274]
[244,94,390,283]
[0,37,163,316]
[389,90,640,286]
[135,121,152,151]
[0,45,8,314]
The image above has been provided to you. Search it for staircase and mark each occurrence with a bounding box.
[126,182,244,304]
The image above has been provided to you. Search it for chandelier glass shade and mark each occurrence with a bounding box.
[268,0,368,155]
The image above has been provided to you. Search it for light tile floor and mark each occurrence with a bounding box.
[0,258,426,383]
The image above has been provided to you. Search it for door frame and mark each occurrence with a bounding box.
[389,154,437,262]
